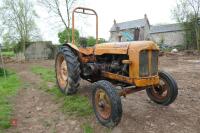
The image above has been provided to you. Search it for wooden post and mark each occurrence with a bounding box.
[0,43,7,79]
[197,18,200,53]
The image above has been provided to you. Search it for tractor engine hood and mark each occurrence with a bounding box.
[94,41,159,55]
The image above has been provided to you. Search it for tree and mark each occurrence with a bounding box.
[58,29,106,47]
[86,37,106,47]
[38,0,80,42]
[58,28,80,44]
[86,36,96,46]
[172,0,200,51]
[183,16,197,49]
[2,33,16,50]
[83,36,106,47]
[99,38,106,44]
[79,37,87,47]
[0,0,41,54]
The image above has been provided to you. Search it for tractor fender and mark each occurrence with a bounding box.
[63,43,94,56]
[62,43,89,56]
[63,43,79,52]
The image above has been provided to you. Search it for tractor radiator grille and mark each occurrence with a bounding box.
[151,50,159,75]
[139,50,159,77]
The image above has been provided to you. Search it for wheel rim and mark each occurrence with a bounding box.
[151,78,169,100]
[95,89,111,120]
[56,54,68,90]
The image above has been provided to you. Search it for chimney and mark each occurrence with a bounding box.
[113,19,120,32]
[114,19,117,25]
[144,14,147,20]
[144,14,150,27]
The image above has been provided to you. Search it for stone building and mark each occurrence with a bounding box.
[25,41,58,60]
[150,24,185,46]
[110,15,185,46]
[110,14,151,42]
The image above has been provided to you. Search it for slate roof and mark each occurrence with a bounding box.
[150,23,183,34]
[110,19,146,32]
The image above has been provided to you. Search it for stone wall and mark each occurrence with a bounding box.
[150,31,185,46]
[25,41,58,60]
[110,31,120,42]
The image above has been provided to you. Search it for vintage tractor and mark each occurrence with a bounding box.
[55,7,178,127]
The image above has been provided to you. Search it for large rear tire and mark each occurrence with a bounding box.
[146,71,178,105]
[55,46,81,95]
[92,80,122,128]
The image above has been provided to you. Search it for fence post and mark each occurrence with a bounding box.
[0,43,7,79]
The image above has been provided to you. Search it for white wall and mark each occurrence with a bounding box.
[151,31,185,46]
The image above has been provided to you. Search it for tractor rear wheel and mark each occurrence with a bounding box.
[92,80,122,128]
[55,46,80,95]
[146,71,178,105]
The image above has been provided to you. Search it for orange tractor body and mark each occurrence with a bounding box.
[55,7,178,127]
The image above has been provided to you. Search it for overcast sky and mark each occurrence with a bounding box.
[1,0,178,44]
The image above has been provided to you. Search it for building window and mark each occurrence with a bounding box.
[134,28,140,41]
[118,35,122,42]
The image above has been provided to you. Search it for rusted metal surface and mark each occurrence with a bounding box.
[70,7,161,90]
[94,42,129,55]
[94,41,159,56]
[101,71,159,87]
[56,53,68,90]
[119,87,146,97]
[72,7,98,45]
[122,60,132,64]
[128,41,159,80]
[95,89,111,119]
[79,54,96,63]
[78,48,96,63]
[134,76,160,87]
[101,71,133,84]
[150,77,169,100]
[63,43,79,51]
[79,47,94,55]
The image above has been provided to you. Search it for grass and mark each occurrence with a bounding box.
[1,51,15,57]
[31,66,93,117]
[62,95,93,116]
[82,123,93,133]
[0,70,21,130]
[31,66,55,82]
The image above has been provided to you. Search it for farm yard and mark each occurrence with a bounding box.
[0,0,200,132]
[0,54,199,133]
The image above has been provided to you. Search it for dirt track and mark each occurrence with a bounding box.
[5,55,200,133]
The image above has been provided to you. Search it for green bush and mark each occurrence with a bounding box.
[1,51,15,57]
[0,68,8,77]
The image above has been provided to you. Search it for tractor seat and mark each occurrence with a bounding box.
[78,47,94,55]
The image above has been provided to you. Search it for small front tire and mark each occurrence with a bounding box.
[146,71,178,105]
[92,80,122,128]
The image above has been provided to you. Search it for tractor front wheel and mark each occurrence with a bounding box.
[146,71,178,106]
[92,80,122,128]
